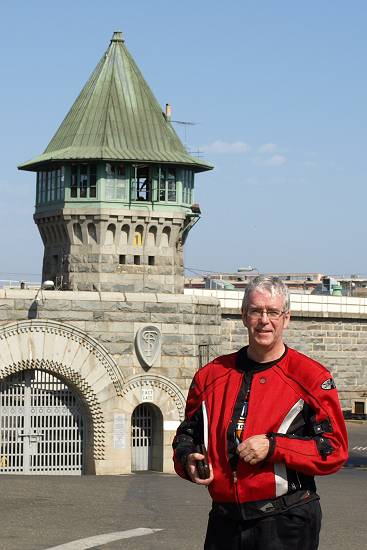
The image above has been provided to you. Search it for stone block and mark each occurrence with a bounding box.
[144,303,178,313]
[161,323,180,334]
[113,302,145,312]
[151,313,183,323]
[182,313,197,325]
[100,264,118,273]
[41,300,72,311]
[99,292,127,302]
[313,344,326,351]
[179,324,195,335]
[161,334,183,344]
[104,342,134,355]
[71,300,107,311]
[0,300,15,310]
[87,254,100,262]
[102,311,136,322]
[178,304,195,314]
[64,321,87,331]
[86,320,134,333]
[162,344,196,356]
[0,310,27,321]
[156,293,192,304]
[91,332,134,344]
[110,284,136,292]
[93,311,104,321]
[125,293,157,302]
[36,310,94,321]
[182,335,196,345]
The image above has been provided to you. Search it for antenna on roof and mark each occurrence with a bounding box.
[165,103,198,145]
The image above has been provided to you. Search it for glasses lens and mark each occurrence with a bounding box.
[267,310,282,319]
[248,308,283,319]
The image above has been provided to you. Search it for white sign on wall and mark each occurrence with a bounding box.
[113,413,127,449]
[141,387,154,402]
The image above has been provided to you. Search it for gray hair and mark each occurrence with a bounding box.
[242,275,290,312]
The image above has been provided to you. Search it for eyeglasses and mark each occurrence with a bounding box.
[247,308,286,320]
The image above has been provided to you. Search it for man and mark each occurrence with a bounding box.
[173,276,348,550]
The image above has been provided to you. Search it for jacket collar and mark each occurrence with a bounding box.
[236,345,288,373]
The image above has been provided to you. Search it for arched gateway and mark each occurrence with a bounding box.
[0,320,124,475]
[0,369,87,474]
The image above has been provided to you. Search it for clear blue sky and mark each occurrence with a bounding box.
[1,0,366,282]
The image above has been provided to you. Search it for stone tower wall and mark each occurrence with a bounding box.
[35,208,191,293]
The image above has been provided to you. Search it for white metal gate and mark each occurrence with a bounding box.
[131,404,152,471]
[0,370,85,475]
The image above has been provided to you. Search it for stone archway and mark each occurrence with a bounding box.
[0,320,124,473]
[121,374,186,473]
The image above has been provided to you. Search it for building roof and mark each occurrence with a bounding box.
[19,31,212,173]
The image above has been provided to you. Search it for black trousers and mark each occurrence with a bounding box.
[204,500,322,550]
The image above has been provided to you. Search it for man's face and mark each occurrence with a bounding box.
[242,289,290,352]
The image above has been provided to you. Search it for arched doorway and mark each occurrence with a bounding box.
[0,370,88,475]
[131,404,163,472]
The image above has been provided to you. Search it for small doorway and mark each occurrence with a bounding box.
[131,403,163,472]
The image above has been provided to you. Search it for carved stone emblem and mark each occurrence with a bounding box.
[135,325,161,369]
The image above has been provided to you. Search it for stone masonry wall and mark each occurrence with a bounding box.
[0,288,222,394]
[221,314,367,411]
[0,288,222,474]
[2,287,367,413]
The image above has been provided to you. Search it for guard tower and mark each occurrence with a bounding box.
[19,31,212,293]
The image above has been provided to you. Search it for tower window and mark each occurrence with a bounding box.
[105,163,128,201]
[70,164,97,199]
[148,256,155,266]
[131,166,151,201]
[80,165,88,197]
[36,166,65,205]
[119,255,126,264]
[182,169,194,204]
[134,255,141,265]
[157,168,177,202]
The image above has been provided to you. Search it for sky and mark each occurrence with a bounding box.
[1,0,366,282]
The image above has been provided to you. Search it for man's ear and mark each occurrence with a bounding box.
[283,311,291,329]
[241,306,248,328]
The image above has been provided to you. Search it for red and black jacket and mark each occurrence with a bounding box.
[173,347,348,514]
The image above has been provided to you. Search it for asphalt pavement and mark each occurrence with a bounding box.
[0,421,365,550]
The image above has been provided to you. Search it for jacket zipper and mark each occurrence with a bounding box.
[231,372,253,504]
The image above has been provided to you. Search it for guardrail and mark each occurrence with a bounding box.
[0,280,41,290]
[184,288,367,316]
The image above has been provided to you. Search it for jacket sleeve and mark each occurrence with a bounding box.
[266,370,348,476]
[172,372,204,480]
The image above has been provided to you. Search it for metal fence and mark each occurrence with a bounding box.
[0,280,41,290]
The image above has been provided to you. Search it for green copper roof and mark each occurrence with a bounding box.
[19,31,212,173]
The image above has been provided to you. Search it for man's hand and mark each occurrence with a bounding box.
[237,434,269,465]
[186,452,214,485]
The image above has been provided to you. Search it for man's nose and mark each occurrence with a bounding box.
[259,311,270,322]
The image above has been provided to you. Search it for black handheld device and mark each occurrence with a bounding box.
[195,443,210,479]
